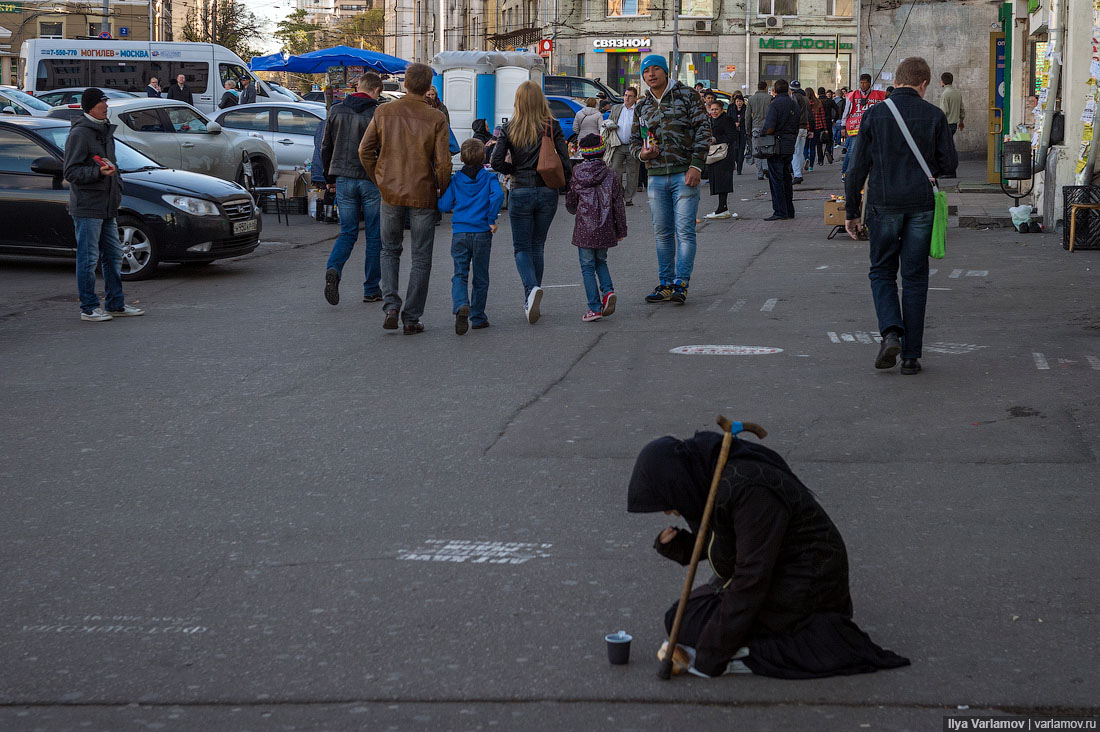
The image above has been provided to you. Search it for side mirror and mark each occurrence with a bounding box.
[206,121,222,134]
[1,106,15,115]
[30,156,63,176]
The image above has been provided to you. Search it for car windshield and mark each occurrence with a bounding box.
[38,126,164,172]
[3,89,51,111]
[271,84,303,101]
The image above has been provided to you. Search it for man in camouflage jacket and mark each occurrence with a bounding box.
[628,54,711,305]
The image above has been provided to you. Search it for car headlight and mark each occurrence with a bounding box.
[161,195,221,217]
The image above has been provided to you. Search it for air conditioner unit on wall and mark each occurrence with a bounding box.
[694,19,712,32]
[764,14,783,30]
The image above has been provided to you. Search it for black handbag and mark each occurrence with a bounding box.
[753,133,777,157]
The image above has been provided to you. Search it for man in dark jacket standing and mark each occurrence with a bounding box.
[166,74,192,104]
[761,79,799,221]
[845,57,957,375]
[62,88,144,321]
[238,75,257,105]
[321,72,385,305]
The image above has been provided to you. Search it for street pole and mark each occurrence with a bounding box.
[102,0,109,35]
[149,0,153,41]
[672,0,679,80]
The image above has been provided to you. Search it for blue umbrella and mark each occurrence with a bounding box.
[248,51,290,71]
[250,46,409,75]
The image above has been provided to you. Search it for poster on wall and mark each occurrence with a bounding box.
[681,0,713,16]
[607,0,649,16]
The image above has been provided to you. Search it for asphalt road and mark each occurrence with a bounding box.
[1,163,1098,732]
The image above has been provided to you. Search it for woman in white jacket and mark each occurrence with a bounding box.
[573,98,603,140]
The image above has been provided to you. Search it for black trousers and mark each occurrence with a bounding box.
[767,154,795,218]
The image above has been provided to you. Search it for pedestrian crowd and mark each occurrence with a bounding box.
[63,54,958,374]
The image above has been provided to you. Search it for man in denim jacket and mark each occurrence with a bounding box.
[629,54,711,305]
[844,57,957,376]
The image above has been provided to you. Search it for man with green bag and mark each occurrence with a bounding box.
[844,56,957,376]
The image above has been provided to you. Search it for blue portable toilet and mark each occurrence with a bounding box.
[432,51,500,146]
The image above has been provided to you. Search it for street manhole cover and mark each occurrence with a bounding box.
[670,345,784,355]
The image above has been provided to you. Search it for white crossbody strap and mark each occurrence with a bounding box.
[883,98,939,194]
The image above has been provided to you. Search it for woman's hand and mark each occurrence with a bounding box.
[658,526,679,544]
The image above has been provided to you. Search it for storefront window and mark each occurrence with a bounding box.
[760,53,794,85]
[39,22,63,38]
[826,0,852,16]
[677,52,718,89]
[607,0,649,16]
[759,0,797,15]
[796,53,850,93]
[610,53,641,94]
[680,0,713,16]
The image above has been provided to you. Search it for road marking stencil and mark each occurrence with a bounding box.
[397,540,552,565]
[670,345,784,355]
[760,299,778,312]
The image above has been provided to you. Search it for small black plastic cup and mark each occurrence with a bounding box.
[605,630,632,665]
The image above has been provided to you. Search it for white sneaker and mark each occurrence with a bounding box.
[705,211,735,220]
[107,304,145,317]
[80,308,112,322]
[524,286,543,324]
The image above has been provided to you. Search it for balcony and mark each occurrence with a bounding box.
[487,26,542,50]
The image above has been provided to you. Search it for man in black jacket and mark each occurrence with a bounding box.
[62,88,144,321]
[321,72,385,305]
[761,79,799,221]
[789,80,809,183]
[844,57,957,375]
[166,74,192,104]
[238,75,257,105]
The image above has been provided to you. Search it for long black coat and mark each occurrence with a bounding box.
[706,112,739,195]
[628,432,909,679]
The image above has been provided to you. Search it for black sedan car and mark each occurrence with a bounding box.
[0,117,261,279]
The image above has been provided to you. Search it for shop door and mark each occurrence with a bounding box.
[988,32,1006,183]
[610,53,640,94]
[760,54,794,88]
[678,52,718,89]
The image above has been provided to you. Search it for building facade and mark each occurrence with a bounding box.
[549,0,858,96]
[1,0,164,86]
[385,0,499,63]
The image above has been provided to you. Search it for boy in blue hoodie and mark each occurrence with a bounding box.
[438,138,505,335]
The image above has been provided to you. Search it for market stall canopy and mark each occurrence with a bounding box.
[248,51,289,72]
[249,46,409,75]
[431,50,546,75]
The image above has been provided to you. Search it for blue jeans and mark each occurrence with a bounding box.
[451,231,492,325]
[578,247,613,312]
[832,122,844,149]
[803,130,817,165]
[508,186,559,300]
[842,134,859,175]
[646,171,700,285]
[379,202,436,323]
[867,208,934,359]
[327,176,382,296]
[73,216,124,313]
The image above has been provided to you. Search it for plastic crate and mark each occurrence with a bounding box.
[1063,185,1100,251]
[261,196,308,215]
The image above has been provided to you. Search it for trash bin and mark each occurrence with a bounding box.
[1063,185,1100,251]
[1002,141,1032,180]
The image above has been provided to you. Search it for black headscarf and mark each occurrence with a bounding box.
[472,118,492,143]
[627,431,794,523]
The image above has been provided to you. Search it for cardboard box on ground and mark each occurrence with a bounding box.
[824,200,846,226]
[276,171,308,199]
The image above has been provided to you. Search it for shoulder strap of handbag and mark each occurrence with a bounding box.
[883,97,939,194]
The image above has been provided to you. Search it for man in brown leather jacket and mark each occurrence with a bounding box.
[359,63,452,334]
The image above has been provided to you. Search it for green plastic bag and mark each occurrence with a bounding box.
[930,190,947,259]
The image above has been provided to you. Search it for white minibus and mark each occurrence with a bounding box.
[19,39,294,114]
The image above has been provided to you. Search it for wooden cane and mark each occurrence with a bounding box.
[657,415,766,680]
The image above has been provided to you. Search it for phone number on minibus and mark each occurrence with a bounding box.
[40,49,150,58]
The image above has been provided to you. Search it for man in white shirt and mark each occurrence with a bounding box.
[606,87,641,206]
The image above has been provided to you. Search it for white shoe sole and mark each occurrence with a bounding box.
[107,309,144,317]
[80,313,112,322]
[525,287,543,324]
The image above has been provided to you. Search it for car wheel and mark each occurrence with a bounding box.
[237,157,274,188]
[117,216,159,280]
